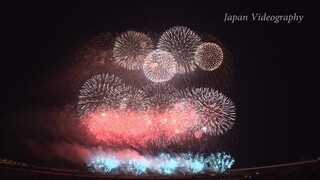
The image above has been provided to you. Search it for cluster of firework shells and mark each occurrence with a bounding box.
[88,151,234,175]
[77,26,236,149]
[113,26,225,80]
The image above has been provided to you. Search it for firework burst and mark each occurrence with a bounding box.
[142,82,181,111]
[77,73,126,117]
[118,85,150,112]
[113,31,154,70]
[142,49,177,82]
[145,99,199,147]
[157,26,201,74]
[81,100,199,148]
[70,26,237,174]
[195,42,224,71]
[205,152,235,173]
[185,87,236,136]
[88,150,234,175]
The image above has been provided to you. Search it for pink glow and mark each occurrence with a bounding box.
[81,101,200,147]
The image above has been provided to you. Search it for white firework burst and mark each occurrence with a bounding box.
[77,73,126,117]
[185,87,236,136]
[142,49,177,82]
[195,42,223,71]
[113,31,154,70]
[157,26,201,74]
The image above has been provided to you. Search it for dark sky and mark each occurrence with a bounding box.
[1,0,319,169]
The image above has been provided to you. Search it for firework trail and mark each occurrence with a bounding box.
[157,26,201,74]
[113,31,154,70]
[74,33,115,67]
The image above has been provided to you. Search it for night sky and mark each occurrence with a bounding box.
[1,1,319,169]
